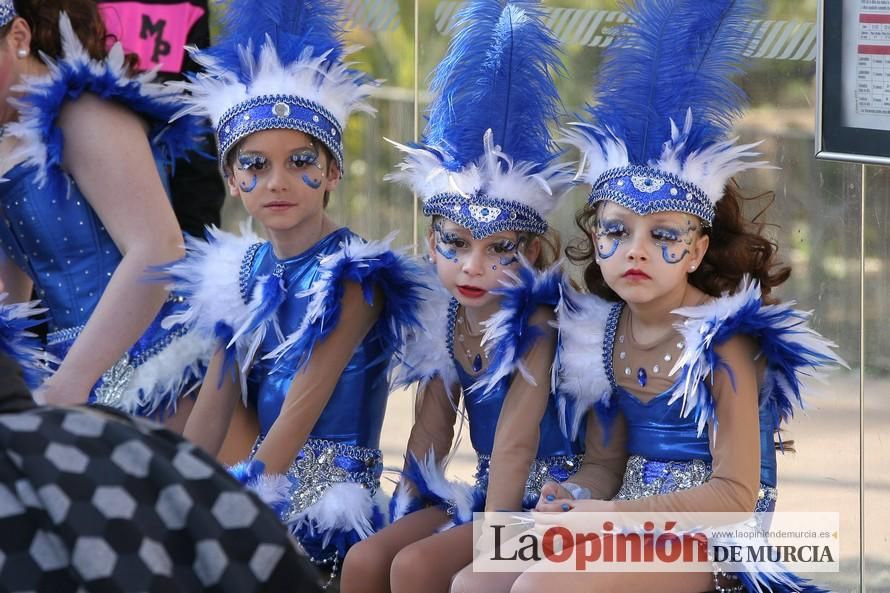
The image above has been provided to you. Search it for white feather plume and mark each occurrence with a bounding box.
[386,129,573,220]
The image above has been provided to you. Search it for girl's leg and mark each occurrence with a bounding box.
[161,395,195,433]
[217,402,260,465]
[511,569,714,593]
[390,522,475,593]
[341,507,450,593]
[450,562,521,593]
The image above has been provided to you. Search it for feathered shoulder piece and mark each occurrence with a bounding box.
[566,0,768,226]
[553,282,615,439]
[390,264,459,393]
[155,222,282,396]
[669,278,845,436]
[386,0,572,239]
[175,0,377,171]
[265,233,427,376]
[3,13,204,190]
[470,260,562,400]
[0,294,53,389]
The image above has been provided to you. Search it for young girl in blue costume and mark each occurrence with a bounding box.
[340,2,582,593]
[159,0,426,582]
[0,0,210,425]
[452,1,844,593]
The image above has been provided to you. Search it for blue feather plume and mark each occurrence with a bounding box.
[425,0,564,171]
[588,0,762,163]
[204,0,345,82]
[0,298,50,389]
[735,565,834,593]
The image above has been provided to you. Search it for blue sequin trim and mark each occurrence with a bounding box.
[589,165,715,225]
[475,453,583,497]
[46,294,187,346]
[217,94,344,169]
[239,242,263,304]
[603,302,623,390]
[446,298,459,362]
[0,3,15,28]
[424,192,548,239]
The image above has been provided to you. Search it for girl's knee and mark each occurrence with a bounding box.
[341,539,392,592]
[390,544,425,584]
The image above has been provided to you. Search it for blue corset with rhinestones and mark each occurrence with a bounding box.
[616,387,778,487]
[245,229,391,450]
[0,164,128,332]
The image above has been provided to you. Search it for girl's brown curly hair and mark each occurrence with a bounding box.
[566,182,791,303]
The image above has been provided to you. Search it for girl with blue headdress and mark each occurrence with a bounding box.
[157,0,427,582]
[340,2,585,592]
[0,0,211,423]
[452,1,844,593]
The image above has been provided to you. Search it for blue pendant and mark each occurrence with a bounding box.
[637,368,647,387]
[473,354,483,373]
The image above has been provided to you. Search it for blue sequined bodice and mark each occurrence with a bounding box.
[245,228,390,449]
[448,300,582,459]
[0,164,124,332]
[605,303,778,487]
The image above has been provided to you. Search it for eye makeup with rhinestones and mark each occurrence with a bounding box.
[237,152,267,171]
[653,218,698,264]
[595,218,627,259]
[433,221,462,262]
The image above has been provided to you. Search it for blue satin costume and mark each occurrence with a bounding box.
[397,266,585,525]
[445,298,584,503]
[163,225,425,566]
[598,303,778,513]
[0,29,209,417]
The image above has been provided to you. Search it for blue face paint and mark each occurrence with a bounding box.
[661,245,690,264]
[435,243,458,262]
[594,220,625,260]
[239,175,258,192]
[301,174,322,189]
[491,265,497,270]
[498,256,519,266]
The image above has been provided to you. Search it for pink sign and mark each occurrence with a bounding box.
[98,2,205,73]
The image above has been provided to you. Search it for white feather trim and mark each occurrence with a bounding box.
[121,328,214,416]
[250,473,292,508]
[389,482,417,523]
[291,482,381,547]
[389,265,458,392]
[554,284,614,439]
[385,129,573,220]
[411,449,477,525]
[175,41,378,131]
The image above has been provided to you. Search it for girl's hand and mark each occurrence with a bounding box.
[536,497,614,514]
[537,480,572,507]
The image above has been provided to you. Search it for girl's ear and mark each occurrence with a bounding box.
[690,233,710,271]
[225,169,241,198]
[324,159,341,192]
[426,226,437,264]
[524,236,542,265]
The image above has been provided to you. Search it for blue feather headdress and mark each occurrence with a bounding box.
[567,0,768,226]
[386,0,572,239]
[0,0,14,28]
[174,0,377,171]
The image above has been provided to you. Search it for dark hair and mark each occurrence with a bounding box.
[8,0,119,63]
[428,216,561,271]
[566,181,791,303]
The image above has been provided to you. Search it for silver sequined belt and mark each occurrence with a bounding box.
[474,453,584,498]
[251,437,383,524]
[614,455,778,512]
